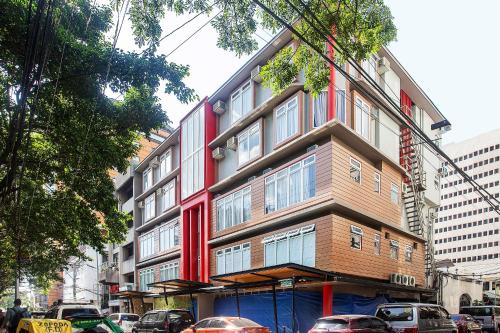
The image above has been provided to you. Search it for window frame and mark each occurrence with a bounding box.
[336,89,347,124]
[139,268,155,291]
[216,186,252,232]
[312,90,328,128]
[374,172,381,194]
[139,230,155,259]
[216,242,251,275]
[159,261,180,281]
[143,168,153,191]
[144,193,156,221]
[159,220,180,252]
[264,155,316,214]
[350,225,363,250]
[161,179,176,212]
[231,80,253,124]
[274,94,302,148]
[374,234,381,255]
[354,96,370,140]
[263,225,316,267]
[181,106,205,199]
[391,183,400,205]
[159,149,173,179]
[390,240,399,260]
[349,157,362,184]
[237,120,262,168]
[405,245,413,262]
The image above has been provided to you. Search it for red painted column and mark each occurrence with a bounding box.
[327,33,336,121]
[199,202,206,283]
[322,285,333,316]
[189,208,199,281]
[181,209,190,279]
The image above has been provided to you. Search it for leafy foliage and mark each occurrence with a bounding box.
[0,0,196,293]
[128,0,397,95]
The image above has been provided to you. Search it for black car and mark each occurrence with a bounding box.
[132,310,194,333]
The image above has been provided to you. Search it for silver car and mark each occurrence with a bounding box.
[375,303,457,333]
[459,306,500,333]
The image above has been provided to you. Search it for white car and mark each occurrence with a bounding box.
[44,302,101,319]
[108,313,140,333]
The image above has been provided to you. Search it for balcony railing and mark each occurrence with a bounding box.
[98,262,119,284]
[121,197,134,214]
[121,257,135,275]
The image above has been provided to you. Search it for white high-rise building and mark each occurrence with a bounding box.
[435,128,500,297]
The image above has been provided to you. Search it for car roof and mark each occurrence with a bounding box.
[377,303,442,308]
[461,306,499,308]
[318,315,377,320]
[200,317,252,321]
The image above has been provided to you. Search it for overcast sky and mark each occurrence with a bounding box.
[116,0,500,144]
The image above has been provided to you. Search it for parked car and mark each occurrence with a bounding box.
[109,313,140,333]
[44,301,101,319]
[308,315,393,333]
[132,310,194,333]
[450,314,482,333]
[182,317,271,333]
[459,306,500,333]
[375,303,457,333]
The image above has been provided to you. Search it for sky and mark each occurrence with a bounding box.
[116,0,500,144]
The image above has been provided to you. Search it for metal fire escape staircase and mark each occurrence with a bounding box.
[400,105,434,278]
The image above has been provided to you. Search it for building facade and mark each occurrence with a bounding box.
[127,28,449,322]
[435,128,500,304]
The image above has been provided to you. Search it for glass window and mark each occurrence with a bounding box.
[231,81,252,124]
[355,98,370,139]
[143,168,153,190]
[350,158,361,183]
[216,243,251,274]
[144,193,155,221]
[313,91,327,127]
[139,231,155,259]
[374,234,381,255]
[374,173,381,193]
[161,180,175,212]
[265,155,316,214]
[276,96,299,145]
[336,89,346,124]
[139,268,154,291]
[216,186,252,231]
[390,240,399,260]
[159,220,180,252]
[181,106,204,199]
[263,225,315,267]
[160,261,179,281]
[238,122,260,166]
[350,225,363,250]
[391,183,399,204]
[376,306,413,322]
[159,150,172,179]
[405,245,413,262]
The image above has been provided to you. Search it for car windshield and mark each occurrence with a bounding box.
[313,319,349,330]
[122,315,140,321]
[226,318,261,327]
[62,308,99,318]
[460,307,492,316]
[376,307,414,322]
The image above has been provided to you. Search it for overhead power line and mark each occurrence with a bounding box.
[251,0,500,216]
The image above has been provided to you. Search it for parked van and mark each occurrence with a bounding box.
[375,303,457,333]
[459,306,500,333]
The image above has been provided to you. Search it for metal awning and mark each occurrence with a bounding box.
[211,263,332,286]
[114,291,155,313]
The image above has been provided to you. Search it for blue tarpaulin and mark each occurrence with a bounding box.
[213,291,391,333]
[214,291,322,333]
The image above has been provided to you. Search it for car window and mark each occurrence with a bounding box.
[148,313,159,321]
[194,320,210,329]
[157,312,167,321]
[210,320,227,328]
[109,314,118,321]
[351,318,372,329]
[226,318,261,327]
[495,308,500,316]
[44,309,57,319]
[314,319,349,330]
[437,307,450,319]
[61,308,99,318]
[122,314,140,321]
[370,318,388,329]
[168,311,194,325]
[460,307,492,316]
[427,307,441,319]
[377,307,414,322]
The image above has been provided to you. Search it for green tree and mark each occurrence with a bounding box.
[127,0,397,95]
[0,0,196,294]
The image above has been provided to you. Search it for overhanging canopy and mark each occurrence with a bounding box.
[148,279,212,292]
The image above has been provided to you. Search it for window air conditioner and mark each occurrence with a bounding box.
[138,201,144,209]
[407,275,416,287]
[226,137,238,150]
[251,65,262,83]
[429,211,437,220]
[401,275,409,286]
[212,147,225,160]
[149,156,160,168]
[213,100,226,115]
[390,273,402,284]
[377,57,391,74]
[156,188,162,196]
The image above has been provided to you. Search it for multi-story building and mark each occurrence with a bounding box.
[98,132,168,312]
[129,28,449,326]
[435,128,500,304]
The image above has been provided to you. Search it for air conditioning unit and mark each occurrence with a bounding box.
[138,201,144,209]
[251,65,262,83]
[156,188,162,196]
[429,211,437,220]
[213,100,226,115]
[226,136,238,150]
[408,275,416,287]
[212,147,225,160]
[149,156,160,168]
[377,57,391,74]
[390,273,402,285]
[401,275,409,286]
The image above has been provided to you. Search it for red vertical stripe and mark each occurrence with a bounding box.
[322,285,333,316]
[181,209,190,279]
[327,35,336,121]
[189,208,198,281]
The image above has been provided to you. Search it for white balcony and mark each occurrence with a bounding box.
[121,197,134,214]
[121,257,135,275]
